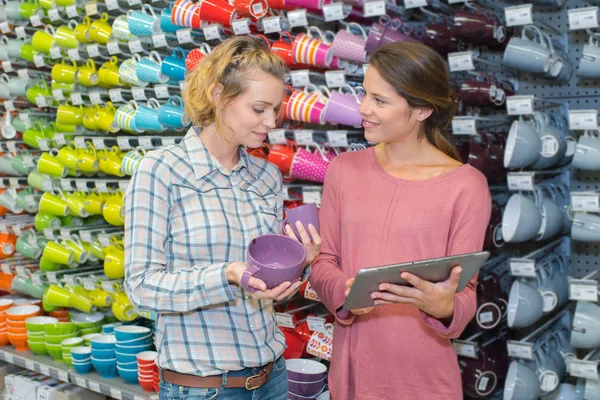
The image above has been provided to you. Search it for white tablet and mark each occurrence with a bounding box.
[342,251,490,311]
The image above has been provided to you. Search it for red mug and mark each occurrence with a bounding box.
[198,0,236,27]
[272,31,294,66]
[234,0,268,18]
[264,142,296,176]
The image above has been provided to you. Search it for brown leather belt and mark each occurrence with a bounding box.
[162,361,276,390]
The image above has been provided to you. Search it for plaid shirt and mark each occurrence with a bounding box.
[124,127,287,376]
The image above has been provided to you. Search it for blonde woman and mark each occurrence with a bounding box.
[124,37,321,400]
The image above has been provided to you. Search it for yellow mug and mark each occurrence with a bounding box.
[103,240,124,279]
[77,143,99,173]
[82,105,101,131]
[51,60,78,84]
[102,191,124,226]
[56,141,80,169]
[97,102,118,133]
[77,58,99,87]
[98,56,124,87]
[55,22,79,49]
[89,13,112,45]
[111,291,137,321]
[73,17,93,44]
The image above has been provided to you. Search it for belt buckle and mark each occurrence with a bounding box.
[244,372,262,391]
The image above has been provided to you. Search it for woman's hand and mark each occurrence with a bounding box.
[345,278,374,316]
[370,266,462,320]
[226,262,301,301]
[284,222,322,265]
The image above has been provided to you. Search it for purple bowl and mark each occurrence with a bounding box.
[242,235,306,292]
[286,359,328,382]
[289,376,327,397]
[288,388,326,400]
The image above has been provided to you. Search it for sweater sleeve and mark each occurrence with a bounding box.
[309,158,355,325]
[419,171,492,339]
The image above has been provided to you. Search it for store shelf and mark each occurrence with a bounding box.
[0,347,157,400]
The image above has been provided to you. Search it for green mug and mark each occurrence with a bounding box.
[15,187,40,213]
[42,241,74,265]
[15,232,42,259]
[37,150,68,178]
[39,191,69,216]
[34,212,62,232]
[28,171,53,191]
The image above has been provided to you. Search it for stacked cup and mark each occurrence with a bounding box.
[61,337,84,366]
[25,316,58,355]
[286,359,328,399]
[71,312,105,335]
[45,322,79,361]
[7,305,42,351]
[114,326,154,384]
[91,334,118,378]
[0,298,14,346]
[136,351,158,392]
[71,346,93,374]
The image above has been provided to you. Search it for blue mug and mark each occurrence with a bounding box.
[160,7,182,33]
[136,51,169,84]
[158,96,190,129]
[128,5,161,37]
[135,98,164,132]
[161,47,187,81]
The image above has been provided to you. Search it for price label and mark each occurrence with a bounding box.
[0,264,10,274]
[306,316,327,332]
[154,84,170,99]
[452,117,477,135]
[448,51,475,72]
[117,137,132,149]
[108,88,124,103]
[42,178,54,191]
[110,389,123,400]
[74,377,87,388]
[66,5,79,18]
[107,41,121,55]
[132,87,146,101]
[128,0,142,5]
[30,15,43,27]
[58,371,69,382]
[101,280,115,292]
[448,0,467,3]
[4,353,13,363]
[68,48,81,61]
[39,365,50,376]
[404,0,428,8]
[50,46,62,59]
[75,136,87,147]
[275,312,295,328]
[86,44,100,58]
[88,381,100,392]
[24,156,35,168]
[268,129,287,145]
[1,61,12,73]
[569,360,599,380]
[327,131,349,147]
[294,130,314,145]
[507,341,534,360]
[302,187,322,204]
[76,180,88,192]
[162,137,178,146]
[325,70,346,88]
[15,26,26,39]
[139,137,153,148]
[34,54,46,68]
[89,91,103,105]
[92,138,107,150]
[453,340,478,359]
[569,279,598,302]
[48,9,61,21]
[16,266,27,276]
[105,0,119,10]
[52,89,66,102]
[364,0,386,17]
[507,95,535,115]
[54,133,67,146]
[35,95,48,108]
[25,359,35,371]
[571,192,600,212]
[568,110,598,130]
[509,258,536,277]
[287,10,308,27]
[118,180,129,191]
[60,179,74,191]
[71,92,83,105]
[82,277,96,291]
[176,28,193,44]
[203,25,222,41]
[152,34,168,48]
[85,1,98,15]
[3,100,14,111]
[80,230,93,242]
[129,39,143,54]
[569,7,599,30]
[0,22,10,34]
[96,181,108,192]
[232,19,251,35]
[507,172,535,191]
[47,272,58,283]
[290,70,310,87]
[17,69,30,81]
[31,274,43,286]
[323,3,345,21]
[505,4,533,27]
[20,112,31,125]
[262,17,282,34]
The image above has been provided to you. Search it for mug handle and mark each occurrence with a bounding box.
[45,25,56,36]
[254,34,271,49]
[346,22,367,39]
[147,98,161,109]
[307,26,324,41]
[172,46,186,60]
[279,31,294,43]
[168,95,183,107]
[142,4,158,18]
[240,264,260,292]
[149,51,162,65]
[68,20,78,29]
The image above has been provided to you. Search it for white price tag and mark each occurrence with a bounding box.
[3,100,14,111]
[404,0,428,8]
[176,29,193,44]
[132,87,146,101]
[75,136,86,147]
[448,51,475,72]
[275,312,295,328]
[571,192,600,212]
[507,95,535,115]
[58,371,69,382]
[569,360,599,380]
[30,15,43,27]
[92,138,107,149]
[47,272,58,283]
[60,179,73,191]
[0,264,10,274]
[128,0,142,5]
[569,279,598,302]
[31,274,43,286]
[89,91,103,104]
[42,177,53,190]
[24,156,35,168]
[4,353,13,363]
[36,95,48,108]
[101,280,115,292]
[68,48,81,61]
[34,54,46,68]
[74,377,87,388]
[268,129,287,145]
[20,111,31,125]
[88,381,100,392]
[107,41,121,55]
[117,137,132,149]
[1,61,12,73]
[451,117,477,135]
[96,181,108,192]
[82,277,96,291]
[105,0,119,10]
[154,84,170,99]
[233,19,251,35]
[262,17,282,34]
[302,188,322,204]
[109,89,124,103]
[118,180,129,191]
[76,180,88,192]
[327,131,349,147]
[50,47,62,59]
[323,3,345,21]
[39,365,50,377]
[569,110,598,130]
[52,89,66,101]
[0,22,10,34]
[325,70,346,88]
[25,360,35,370]
[509,258,536,277]
[129,39,143,53]
[203,25,222,41]
[139,137,153,148]
[287,10,308,27]
[306,316,327,332]
[110,389,122,400]
[85,1,98,16]
[66,5,79,18]
[363,0,386,17]
[453,340,478,359]
[16,266,27,276]
[507,172,535,191]
[448,0,467,3]
[86,44,100,58]
[71,92,83,105]
[80,230,92,242]
[290,70,310,87]
[507,341,534,360]
[48,9,60,22]
[505,4,533,27]
[15,26,26,39]
[568,7,599,30]
[294,130,314,145]
[17,69,30,81]
[54,133,67,146]
[152,34,168,48]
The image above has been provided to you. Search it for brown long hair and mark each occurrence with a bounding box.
[369,41,461,161]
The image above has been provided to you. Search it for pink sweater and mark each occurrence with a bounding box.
[309,148,491,400]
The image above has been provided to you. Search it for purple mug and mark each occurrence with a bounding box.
[457,79,497,106]
[242,234,307,292]
[364,17,417,53]
[423,18,458,53]
[322,90,362,127]
[459,347,500,398]
[284,203,320,242]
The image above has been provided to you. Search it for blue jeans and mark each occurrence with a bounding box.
[158,357,288,400]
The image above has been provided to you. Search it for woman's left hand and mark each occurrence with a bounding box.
[284,221,322,265]
[370,266,462,320]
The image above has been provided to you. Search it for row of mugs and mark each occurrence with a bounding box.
[455,73,515,108]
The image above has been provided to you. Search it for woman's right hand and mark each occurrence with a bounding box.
[226,262,302,301]
[345,278,374,315]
